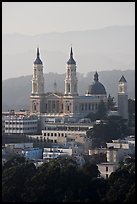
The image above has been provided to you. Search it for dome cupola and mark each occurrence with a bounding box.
[87,72,106,95]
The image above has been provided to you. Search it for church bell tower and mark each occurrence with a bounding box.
[64,47,78,96]
[30,47,45,113]
[118,75,128,120]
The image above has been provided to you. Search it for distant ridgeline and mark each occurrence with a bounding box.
[2,69,135,111]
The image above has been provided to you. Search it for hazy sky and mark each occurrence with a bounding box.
[2,2,135,34]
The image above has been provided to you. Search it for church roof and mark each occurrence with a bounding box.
[67,47,76,65]
[119,75,127,82]
[34,47,43,65]
[87,72,106,95]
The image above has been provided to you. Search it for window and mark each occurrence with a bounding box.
[74,84,77,92]
[67,84,70,92]
[68,69,70,77]
[106,166,108,172]
[34,104,36,111]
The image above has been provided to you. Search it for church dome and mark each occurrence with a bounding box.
[87,72,106,95]
[34,47,43,65]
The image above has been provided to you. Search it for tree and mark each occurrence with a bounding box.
[128,98,135,115]
[86,112,97,122]
[107,94,115,111]
[22,157,80,202]
[2,156,36,202]
[105,158,135,202]
[96,100,107,119]
[86,100,107,122]
[89,153,107,164]
[128,98,135,134]
[2,155,26,170]
[87,115,128,148]
[81,162,100,178]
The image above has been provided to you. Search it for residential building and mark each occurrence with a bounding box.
[97,162,119,179]
[22,147,42,160]
[43,146,73,161]
[4,115,38,134]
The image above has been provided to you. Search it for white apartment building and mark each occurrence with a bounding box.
[5,143,33,149]
[43,147,73,161]
[42,122,93,143]
[89,148,107,155]
[4,115,38,134]
[106,140,135,163]
[97,162,119,179]
[93,137,135,179]
[42,129,86,144]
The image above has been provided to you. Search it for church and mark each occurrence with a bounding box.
[30,47,128,120]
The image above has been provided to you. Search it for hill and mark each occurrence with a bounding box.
[2,70,135,111]
[2,25,135,80]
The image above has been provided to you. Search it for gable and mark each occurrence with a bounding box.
[46,92,62,99]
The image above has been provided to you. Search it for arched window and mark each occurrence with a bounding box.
[68,69,70,78]
[67,84,70,92]
[34,104,36,111]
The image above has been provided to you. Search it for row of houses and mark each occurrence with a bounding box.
[2,142,85,166]
[2,111,135,179]
[2,134,135,178]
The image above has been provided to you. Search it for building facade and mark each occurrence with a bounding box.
[4,115,38,134]
[30,47,107,118]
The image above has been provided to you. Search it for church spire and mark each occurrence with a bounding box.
[94,71,99,82]
[34,47,43,65]
[67,46,76,65]
[119,75,127,82]
[70,47,73,58]
[37,47,40,58]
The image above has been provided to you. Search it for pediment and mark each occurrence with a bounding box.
[46,92,62,99]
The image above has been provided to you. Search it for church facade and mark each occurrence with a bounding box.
[30,47,128,120]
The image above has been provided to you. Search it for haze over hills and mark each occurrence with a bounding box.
[2,70,135,111]
[2,25,135,80]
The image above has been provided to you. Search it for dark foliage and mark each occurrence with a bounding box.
[2,156,135,202]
